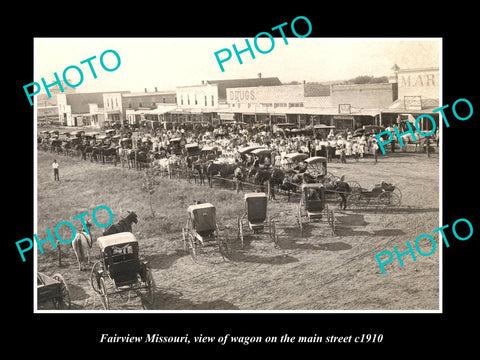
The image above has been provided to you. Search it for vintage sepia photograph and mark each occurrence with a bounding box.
[33,37,441,312]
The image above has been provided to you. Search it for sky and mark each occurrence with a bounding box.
[34,38,440,94]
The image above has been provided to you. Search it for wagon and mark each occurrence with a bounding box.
[237,193,278,249]
[297,183,336,235]
[348,181,402,209]
[37,272,71,310]
[182,203,229,262]
[90,232,155,310]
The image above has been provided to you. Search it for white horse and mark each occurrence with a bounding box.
[71,221,93,271]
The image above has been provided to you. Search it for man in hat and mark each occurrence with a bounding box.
[52,159,60,181]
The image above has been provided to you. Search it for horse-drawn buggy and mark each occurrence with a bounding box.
[200,145,218,161]
[237,192,278,249]
[90,232,155,310]
[37,272,71,310]
[281,152,309,172]
[297,183,336,235]
[182,203,229,262]
[250,148,273,168]
[169,137,183,155]
[348,181,402,209]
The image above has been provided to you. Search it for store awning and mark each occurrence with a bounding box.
[385,98,440,113]
[142,106,177,115]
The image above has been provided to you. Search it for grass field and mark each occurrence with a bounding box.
[36,149,440,311]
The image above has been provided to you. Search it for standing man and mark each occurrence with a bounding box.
[373,139,379,164]
[52,159,60,181]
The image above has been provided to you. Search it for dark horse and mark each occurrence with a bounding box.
[325,176,351,210]
[102,211,138,236]
[206,161,242,188]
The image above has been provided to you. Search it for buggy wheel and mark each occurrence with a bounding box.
[238,217,244,249]
[270,219,279,247]
[186,233,197,262]
[90,260,104,294]
[347,180,361,193]
[144,267,155,305]
[99,277,109,310]
[298,205,303,236]
[390,188,402,207]
[348,192,362,209]
[52,273,71,310]
[377,192,392,208]
[182,227,187,253]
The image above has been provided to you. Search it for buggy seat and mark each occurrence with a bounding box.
[109,258,141,287]
[245,193,267,224]
[188,203,217,238]
[306,200,324,213]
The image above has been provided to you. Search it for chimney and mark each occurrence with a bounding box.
[258,73,262,79]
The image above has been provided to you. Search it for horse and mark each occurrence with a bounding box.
[325,176,352,209]
[268,168,286,200]
[71,221,93,271]
[103,211,138,236]
[206,161,242,188]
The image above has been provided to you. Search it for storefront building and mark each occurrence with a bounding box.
[380,66,440,132]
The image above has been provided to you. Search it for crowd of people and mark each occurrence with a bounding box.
[129,123,387,165]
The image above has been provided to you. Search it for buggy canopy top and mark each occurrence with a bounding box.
[304,156,327,164]
[284,152,309,162]
[237,146,265,155]
[97,232,138,252]
[251,148,272,156]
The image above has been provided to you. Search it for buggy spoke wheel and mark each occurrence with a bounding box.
[391,188,402,207]
[298,206,303,235]
[144,268,155,305]
[187,234,197,262]
[90,260,104,294]
[348,193,361,209]
[99,277,109,310]
[238,217,244,249]
[52,273,71,310]
[377,192,391,208]
[182,227,187,253]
